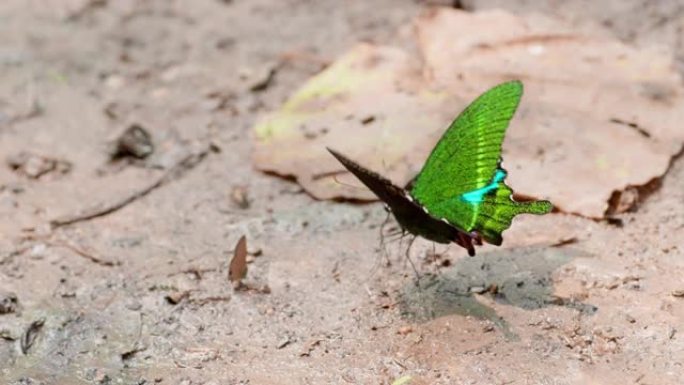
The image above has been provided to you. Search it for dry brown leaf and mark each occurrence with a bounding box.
[229,235,248,286]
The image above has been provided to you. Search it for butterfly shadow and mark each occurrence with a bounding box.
[398,246,596,339]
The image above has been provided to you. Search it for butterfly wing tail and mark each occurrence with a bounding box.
[478,188,553,246]
[517,200,554,215]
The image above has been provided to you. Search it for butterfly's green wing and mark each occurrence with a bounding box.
[410,80,552,245]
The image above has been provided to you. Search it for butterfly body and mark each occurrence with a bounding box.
[328,149,481,255]
[328,81,552,256]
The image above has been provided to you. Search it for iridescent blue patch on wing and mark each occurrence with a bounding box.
[461,169,507,203]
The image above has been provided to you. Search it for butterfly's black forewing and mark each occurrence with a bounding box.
[327,148,405,205]
[327,148,477,255]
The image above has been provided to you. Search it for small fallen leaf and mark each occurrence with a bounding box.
[229,235,248,286]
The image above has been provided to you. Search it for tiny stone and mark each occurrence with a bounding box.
[0,291,18,314]
[112,124,154,159]
[276,337,291,349]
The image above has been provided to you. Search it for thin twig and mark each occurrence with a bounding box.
[189,296,232,305]
[0,245,32,265]
[49,148,210,229]
[47,239,119,267]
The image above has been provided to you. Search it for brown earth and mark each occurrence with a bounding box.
[1,1,683,384]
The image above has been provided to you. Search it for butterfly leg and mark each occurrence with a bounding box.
[378,206,393,266]
[397,228,408,251]
[404,235,421,285]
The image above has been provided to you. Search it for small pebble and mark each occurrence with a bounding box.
[0,291,18,314]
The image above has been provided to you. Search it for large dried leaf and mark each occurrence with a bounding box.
[254,9,684,218]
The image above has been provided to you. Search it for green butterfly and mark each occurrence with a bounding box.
[328,80,552,256]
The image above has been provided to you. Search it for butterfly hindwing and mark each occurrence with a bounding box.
[459,168,552,245]
[409,81,552,245]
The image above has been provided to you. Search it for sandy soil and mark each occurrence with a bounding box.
[1,1,683,384]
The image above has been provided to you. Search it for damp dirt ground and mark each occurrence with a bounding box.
[1,1,683,384]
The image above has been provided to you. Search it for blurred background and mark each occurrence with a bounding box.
[1,1,683,384]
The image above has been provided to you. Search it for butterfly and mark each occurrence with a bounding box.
[328,80,552,256]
